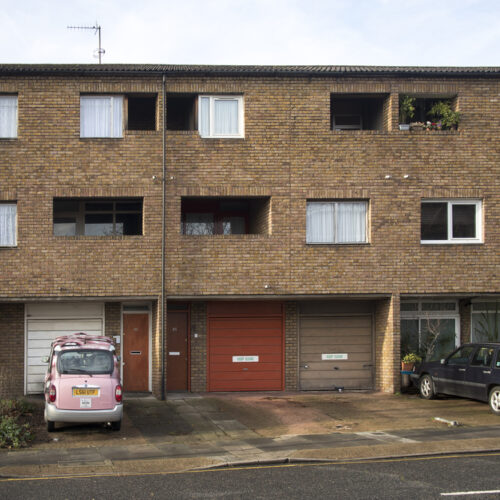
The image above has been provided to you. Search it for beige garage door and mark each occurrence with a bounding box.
[26,303,104,394]
[299,315,373,390]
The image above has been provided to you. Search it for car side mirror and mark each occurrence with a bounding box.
[41,356,49,363]
[440,358,446,365]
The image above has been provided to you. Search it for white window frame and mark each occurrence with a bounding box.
[421,199,483,244]
[0,203,17,247]
[198,95,244,138]
[0,95,18,138]
[306,200,368,244]
[80,95,123,138]
[401,299,460,354]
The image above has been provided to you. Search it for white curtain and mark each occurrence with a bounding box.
[0,204,16,246]
[199,97,210,137]
[214,99,238,135]
[306,203,334,243]
[336,202,366,243]
[80,96,122,138]
[0,96,17,138]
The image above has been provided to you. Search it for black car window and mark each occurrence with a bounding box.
[470,347,494,367]
[447,346,475,365]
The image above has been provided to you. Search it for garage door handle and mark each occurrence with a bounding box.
[363,364,373,368]
[301,365,309,369]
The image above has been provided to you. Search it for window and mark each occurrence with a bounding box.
[53,198,142,236]
[306,201,367,244]
[0,96,17,138]
[401,300,459,361]
[421,200,482,243]
[181,197,270,235]
[127,95,156,130]
[166,94,197,131]
[471,302,500,342]
[199,95,244,138]
[447,345,475,365]
[470,347,494,367]
[0,203,17,246]
[80,96,123,138]
[331,94,387,131]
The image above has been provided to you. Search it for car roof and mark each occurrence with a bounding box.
[52,333,116,352]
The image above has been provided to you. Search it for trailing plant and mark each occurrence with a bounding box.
[399,95,415,123]
[402,353,422,364]
[428,100,461,130]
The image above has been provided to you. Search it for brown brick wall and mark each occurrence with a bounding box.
[375,295,400,393]
[151,299,162,398]
[190,302,207,392]
[0,303,24,398]
[284,301,298,390]
[1,70,499,396]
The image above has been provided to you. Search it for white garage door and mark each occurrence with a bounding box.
[26,303,104,394]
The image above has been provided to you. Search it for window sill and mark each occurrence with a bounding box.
[124,130,159,135]
[421,240,483,245]
[53,235,143,240]
[306,242,370,246]
[79,137,123,140]
[181,234,268,239]
[0,137,17,140]
[0,245,17,248]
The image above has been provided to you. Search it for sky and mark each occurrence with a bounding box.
[1,0,499,66]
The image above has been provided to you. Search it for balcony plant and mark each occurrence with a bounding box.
[401,352,422,371]
[399,95,415,130]
[427,100,461,130]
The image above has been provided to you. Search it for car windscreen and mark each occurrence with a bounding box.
[58,349,114,375]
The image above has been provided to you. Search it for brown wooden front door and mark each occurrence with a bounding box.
[123,313,149,391]
[166,311,189,391]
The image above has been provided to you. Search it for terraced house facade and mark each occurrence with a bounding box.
[0,64,498,399]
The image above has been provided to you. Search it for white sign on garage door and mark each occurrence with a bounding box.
[26,303,104,394]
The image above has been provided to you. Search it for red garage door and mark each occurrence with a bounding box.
[208,302,284,391]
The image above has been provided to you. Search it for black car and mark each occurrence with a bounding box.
[411,343,500,414]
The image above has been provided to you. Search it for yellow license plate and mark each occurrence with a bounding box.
[73,388,99,397]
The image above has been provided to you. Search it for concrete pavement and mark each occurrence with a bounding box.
[2,391,500,478]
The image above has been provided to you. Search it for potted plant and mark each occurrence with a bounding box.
[401,352,422,371]
[427,100,461,130]
[399,95,415,130]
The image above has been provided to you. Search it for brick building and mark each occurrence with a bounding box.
[0,64,498,398]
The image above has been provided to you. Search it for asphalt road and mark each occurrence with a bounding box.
[2,452,500,499]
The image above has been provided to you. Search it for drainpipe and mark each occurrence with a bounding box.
[161,73,167,400]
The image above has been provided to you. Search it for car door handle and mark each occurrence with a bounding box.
[458,368,466,372]
[483,370,491,374]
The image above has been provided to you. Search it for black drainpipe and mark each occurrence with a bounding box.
[161,73,167,400]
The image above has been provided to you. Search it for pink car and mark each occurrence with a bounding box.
[43,333,123,432]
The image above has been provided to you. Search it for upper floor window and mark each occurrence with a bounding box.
[331,94,387,131]
[0,95,18,138]
[399,95,459,130]
[421,200,482,244]
[306,201,368,244]
[53,198,143,236]
[199,96,244,138]
[126,95,156,131]
[80,96,123,138]
[0,203,17,246]
[181,197,269,235]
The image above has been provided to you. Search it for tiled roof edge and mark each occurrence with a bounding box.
[0,64,499,77]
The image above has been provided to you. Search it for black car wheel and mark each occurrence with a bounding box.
[489,386,500,415]
[419,374,436,399]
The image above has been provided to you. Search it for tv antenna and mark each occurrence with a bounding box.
[67,22,105,63]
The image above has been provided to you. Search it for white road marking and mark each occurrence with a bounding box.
[355,431,418,443]
[441,490,500,496]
